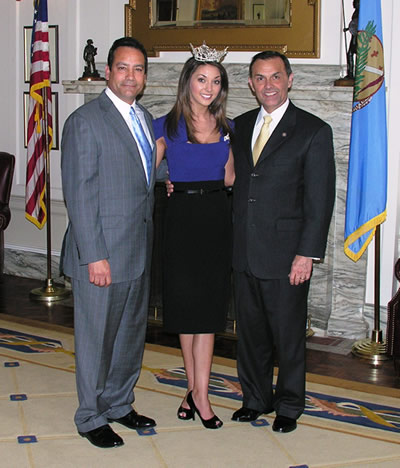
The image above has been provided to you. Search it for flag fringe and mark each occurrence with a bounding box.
[344,210,386,262]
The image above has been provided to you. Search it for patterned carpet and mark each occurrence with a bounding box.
[1,317,400,468]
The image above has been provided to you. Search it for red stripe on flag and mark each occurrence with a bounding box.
[25,0,52,229]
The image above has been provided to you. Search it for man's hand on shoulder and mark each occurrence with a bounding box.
[88,260,112,287]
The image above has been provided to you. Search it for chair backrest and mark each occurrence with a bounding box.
[0,152,15,205]
[387,258,400,357]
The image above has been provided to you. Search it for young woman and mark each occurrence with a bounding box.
[153,44,234,429]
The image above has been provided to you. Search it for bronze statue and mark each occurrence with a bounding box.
[79,39,104,81]
[334,0,359,87]
[344,0,360,80]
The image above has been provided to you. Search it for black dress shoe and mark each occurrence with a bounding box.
[232,406,274,422]
[79,424,124,448]
[272,415,297,433]
[108,409,156,429]
[232,407,262,422]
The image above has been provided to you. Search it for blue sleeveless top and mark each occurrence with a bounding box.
[153,115,232,182]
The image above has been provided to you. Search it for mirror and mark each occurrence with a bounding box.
[153,1,290,27]
[125,0,320,58]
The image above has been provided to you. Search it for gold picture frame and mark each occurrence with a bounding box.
[24,25,59,83]
[125,0,320,58]
[24,91,59,150]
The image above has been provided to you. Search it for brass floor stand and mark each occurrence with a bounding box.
[30,278,70,303]
[352,330,390,365]
[351,227,389,364]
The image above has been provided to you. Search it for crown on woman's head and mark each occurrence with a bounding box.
[190,42,228,63]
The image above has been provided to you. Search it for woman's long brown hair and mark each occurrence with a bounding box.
[165,57,233,143]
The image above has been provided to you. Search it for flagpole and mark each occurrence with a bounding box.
[344,0,389,362]
[351,225,389,363]
[30,86,70,303]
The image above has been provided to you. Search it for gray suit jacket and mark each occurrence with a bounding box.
[60,90,156,283]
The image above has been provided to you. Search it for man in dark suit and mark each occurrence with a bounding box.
[61,37,157,448]
[231,51,335,433]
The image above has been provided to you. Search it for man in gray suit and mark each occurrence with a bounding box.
[61,37,156,448]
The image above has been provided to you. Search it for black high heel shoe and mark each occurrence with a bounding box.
[187,391,223,429]
[177,403,194,420]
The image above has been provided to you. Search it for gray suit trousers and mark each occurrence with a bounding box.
[72,273,149,432]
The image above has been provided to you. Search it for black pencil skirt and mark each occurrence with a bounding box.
[162,180,232,334]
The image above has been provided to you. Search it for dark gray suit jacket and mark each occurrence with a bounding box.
[232,101,336,279]
[61,90,156,283]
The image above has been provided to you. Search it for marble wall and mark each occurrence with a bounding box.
[59,63,371,338]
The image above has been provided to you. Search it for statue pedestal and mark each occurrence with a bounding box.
[334,76,355,87]
[78,75,106,82]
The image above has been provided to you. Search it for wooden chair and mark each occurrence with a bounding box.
[386,258,400,374]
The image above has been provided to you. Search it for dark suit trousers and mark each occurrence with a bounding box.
[234,270,309,420]
[72,273,149,432]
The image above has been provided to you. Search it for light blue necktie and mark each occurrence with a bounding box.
[130,106,152,184]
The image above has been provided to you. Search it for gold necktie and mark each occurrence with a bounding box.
[253,115,273,165]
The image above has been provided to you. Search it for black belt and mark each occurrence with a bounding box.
[174,188,225,195]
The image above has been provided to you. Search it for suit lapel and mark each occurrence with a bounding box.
[99,91,133,147]
[242,111,258,167]
[256,102,297,165]
[99,91,151,185]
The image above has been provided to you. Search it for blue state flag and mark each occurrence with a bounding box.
[344,0,387,262]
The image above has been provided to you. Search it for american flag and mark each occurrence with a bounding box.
[25,0,53,229]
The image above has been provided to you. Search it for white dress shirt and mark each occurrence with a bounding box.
[105,87,153,183]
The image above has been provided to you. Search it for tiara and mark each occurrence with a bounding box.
[190,42,228,63]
